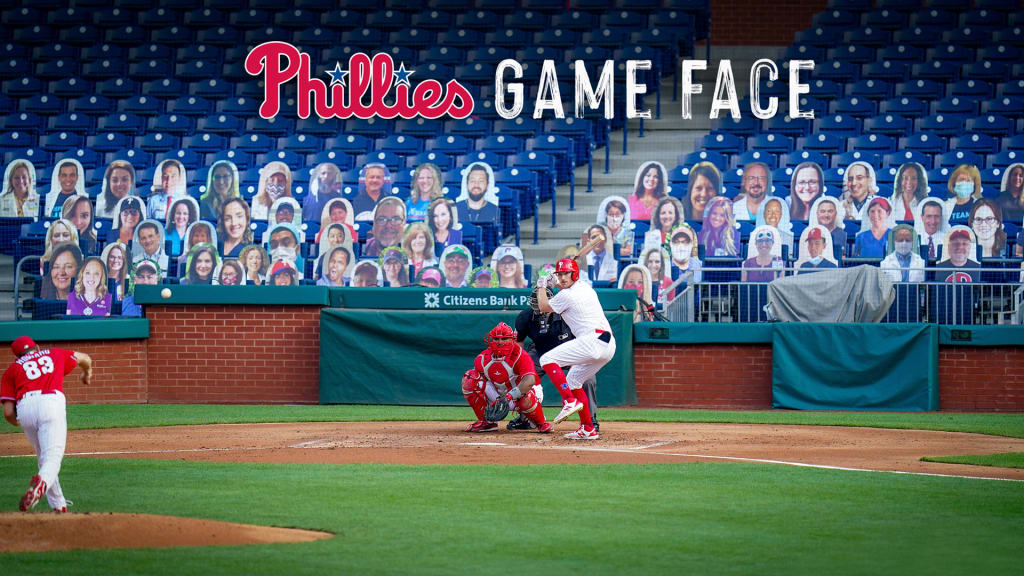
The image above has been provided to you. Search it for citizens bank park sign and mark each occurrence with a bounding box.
[329,288,635,311]
[245,42,817,122]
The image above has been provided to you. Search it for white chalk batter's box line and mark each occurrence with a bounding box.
[3,442,1019,483]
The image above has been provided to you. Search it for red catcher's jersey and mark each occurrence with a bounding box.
[1,348,77,403]
[473,344,536,396]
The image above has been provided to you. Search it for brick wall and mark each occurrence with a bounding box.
[634,344,773,409]
[939,347,1024,412]
[635,344,1024,412]
[44,339,148,404]
[145,306,322,404]
[709,0,829,45]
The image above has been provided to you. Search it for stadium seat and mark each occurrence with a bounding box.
[832,151,880,170]
[408,151,453,171]
[966,114,1014,136]
[426,134,474,157]
[881,96,927,118]
[883,149,932,169]
[983,97,1024,119]
[935,150,984,168]
[815,114,860,137]
[732,150,776,170]
[831,96,876,118]
[797,132,844,155]
[782,149,830,169]
[848,133,896,153]
[915,114,966,137]
[844,79,891,100]
[901,132,947,155]
[863,114,912,137]
[951,134,1000,155]
[679,150,727,172]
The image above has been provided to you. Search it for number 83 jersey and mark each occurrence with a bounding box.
[1,348,78,403]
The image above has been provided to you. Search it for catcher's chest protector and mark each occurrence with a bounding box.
[481,350,520,394]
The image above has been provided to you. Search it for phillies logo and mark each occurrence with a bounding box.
[244,42,474,121]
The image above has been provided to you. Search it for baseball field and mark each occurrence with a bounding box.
[2,405,1023,575]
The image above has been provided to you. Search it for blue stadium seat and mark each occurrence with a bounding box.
[848,133,896,153]
[935,150,984,168]
[795,26,841,47]
[376,134,423,157]
[897,79,944,101]
[966,114,1014,136]
[944,27,992,48]
[700,132,744,153]
[197,114,243,135]
[98,113,145,135]
[927,43,973,64]
[309,150,353,171]
[344,118,391,139]
[138,132,178,154]
[437,29,485,49]
[389,28,434,50]
[763,115,813,137]
[843,27,891,47]
[339,27,386,49]
[168,96,214,118]
[978,44,1021,63]
[732,150,776,170]
[863,114,912,137]
[815,114,860,137]
[150,114,194,136]
[106,148,152,169]
[458,10,501,29]
[86,132,131,153]
[182,133,227,154]
[713,115,759,136]
[58,148,103,170]
[915,114,966,137]
[883,149,932,169]
[831,150,880,170]
[679,150,727,172]
[831,96,876,118]
[197,27,241,46]
[912,61,960,83]
[365,9,410,31]
[526,133,575,183]
[949,79,994,100]
[412,11,454,30]
[357,150,403,172]
[461,151,505,171]
[844,79,891,100]
[166,148,204,170]
[275,8,318,29]
[988,150,1023,170]
[420,46,465,67]
[20,94,64,117]
[291,27,337,48]
[880,96,927,118]
[280,133,322,155]
[797,132,844,154]
[232,133,275,154]
[325,134,373,156]
[828,44,875,64]
[40,132,84,153]
[901,132,947,155]
[983,97,1024,118]
[861,61,910,83]
[408,150,453,171]
[877,44,923,62]
[261,149,306,171]
[207,149,253,171]
[748,133,794,154]
[445,118,492,139]
[781,43,825,63]
[2,112,45,135]
[247,117,294,138]
[951,134,1000,155]
[551,10,598,31]
[782,149,829,169]
[293,117,342,138]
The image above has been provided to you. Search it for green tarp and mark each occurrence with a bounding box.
[772,323,939,411]
[320,309,635,406]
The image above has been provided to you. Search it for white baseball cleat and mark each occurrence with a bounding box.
[564,426,600,440]
[552,399,583,424]
[19,475,46,512]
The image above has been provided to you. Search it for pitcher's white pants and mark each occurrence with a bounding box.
[17,391,68,509]
[539,333,616,390]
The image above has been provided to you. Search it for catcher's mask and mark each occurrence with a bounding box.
[529,286,554,315]
[555,258,579,282]
[485,322,517,357]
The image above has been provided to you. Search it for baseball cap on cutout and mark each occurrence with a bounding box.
[806,227,824,242]
[11,336,36,355]
[270,260,295,276]
[948,229,971,242]
[445,245,470,260]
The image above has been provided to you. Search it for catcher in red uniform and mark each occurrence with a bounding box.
[462,322,553,433]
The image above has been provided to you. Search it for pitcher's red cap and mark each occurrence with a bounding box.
[11,336,36,355]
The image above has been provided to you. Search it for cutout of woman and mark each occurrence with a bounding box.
[181,243,219,285]
[742,226,785,282]
[111,195,144,246]
[45,158,86,219]
[839,160,879,221]
[682,162,720,221]
[755,197,794,255]
[216,197,254,258]
[796,225,838,273]
[407,163,444,222]
[787,161,824,221]
[470,266,498,288]
[147,158,187,221]
[40,219,79,276]
[880,223,925,283]
[214,258,244,286]
[239,244,270,286]
[269,196,302,228]
[427,197,463,257]
[303,161,343,222]
[251,161,292,221]
[66,256,111,317]
[582,223,618,283]
[644,196,684,252]
[808,196,848,259]
[179,221,217,276]
[640,245,672,303]
[401,222,437,277]
[698,196,740,257]
[937,226,980,283]
[968,198,1006,258]
[200,159,240,220]
[667,223,702,283]
[101,242,128,300]
[597,195,633,257]
[121,259,161,317]
[96,160,135,220]
[945,163,982,222]
[628,161,668,221]
[316,245,353,287]
[268,260,300,286]
[380,246,410,287]
[890,162,928,222]
[416,266,443,288]
[41,242,83,300]
[995,162,1024,222]
[165,196,199,257]
[618,264,654,323]
[317,197,358,244]
[350,260,383,287]
[853,197,894,258]
[62,195,98,255]
[490,244,527,289]
[914,197,950,259]
[131,219,169,273]
[0,159,40,219]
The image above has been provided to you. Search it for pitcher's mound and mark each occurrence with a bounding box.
[0,512,332,553]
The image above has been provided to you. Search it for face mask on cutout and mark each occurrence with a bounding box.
[808,256,822,265]
[270,246,297,263]
[895,240,913,256]
[606,215,623,229]
[671,244,691,262]
[954,182,974,199]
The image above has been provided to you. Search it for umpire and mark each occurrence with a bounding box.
[512,286,599,431]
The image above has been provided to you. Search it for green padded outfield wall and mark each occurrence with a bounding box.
[319,309,635,406]
[772,323,940,411]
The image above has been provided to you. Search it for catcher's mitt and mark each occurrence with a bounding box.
[484,396,510,422]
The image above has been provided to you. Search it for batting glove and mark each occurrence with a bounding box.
[536,275,549,289]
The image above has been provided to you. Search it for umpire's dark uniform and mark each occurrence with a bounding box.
[515,308,599,429]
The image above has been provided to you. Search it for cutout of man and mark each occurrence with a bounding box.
[455,162,500,224]
[45,159,85,219]
[797,225,838,273]
[351,163,392,216]
[362,197,407,258]
[880,224,925,283]
[732,162,771,223]
[936,227,979,283]
[915,198,949,260]
[441,244,473,288]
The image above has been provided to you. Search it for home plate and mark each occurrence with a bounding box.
[459,442,507,446]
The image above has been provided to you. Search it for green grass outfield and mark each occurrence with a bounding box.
[0,404,1020,439]
[2,407,1023,574]
[923,452,1024,469]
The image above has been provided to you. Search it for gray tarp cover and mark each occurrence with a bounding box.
[767,265,895,323]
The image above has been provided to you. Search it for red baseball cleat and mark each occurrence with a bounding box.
[466,420,498,433]
[537,422,553,434]
[19,475,46,512]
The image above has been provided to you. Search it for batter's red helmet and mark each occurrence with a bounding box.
[555,258,580,282]
[485,322,517,357]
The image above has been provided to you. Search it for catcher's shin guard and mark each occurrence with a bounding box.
[542,363,574,402]
[462,372,487,421]
[516,390,548,427]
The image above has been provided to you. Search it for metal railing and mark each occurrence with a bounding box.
[660,266,1024,325]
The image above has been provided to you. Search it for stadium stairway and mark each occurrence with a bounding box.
[519,47,782,267]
